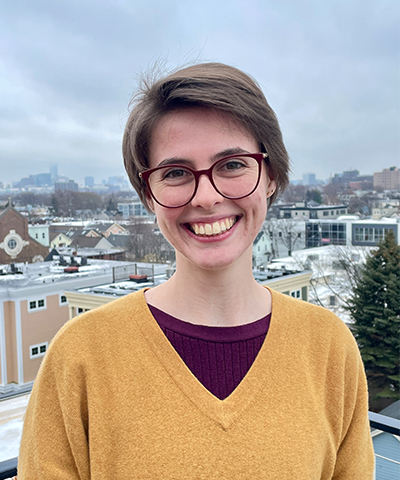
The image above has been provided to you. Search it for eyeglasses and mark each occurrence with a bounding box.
[139,152,268,208]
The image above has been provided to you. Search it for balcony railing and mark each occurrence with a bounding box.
[1,411,399,480]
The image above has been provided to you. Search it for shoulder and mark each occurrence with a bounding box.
[47,289,150,357]
[268,288,359,357]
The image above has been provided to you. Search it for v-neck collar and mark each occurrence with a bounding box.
[131,287,287,430]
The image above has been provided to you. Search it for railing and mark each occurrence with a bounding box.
[0,457,17,480]
[1,412,399,479]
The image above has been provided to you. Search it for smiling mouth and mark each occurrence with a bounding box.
[186,216,239,237]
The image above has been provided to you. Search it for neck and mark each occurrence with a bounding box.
[146,248,271,326]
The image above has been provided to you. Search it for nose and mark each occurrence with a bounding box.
[190,173,224,209]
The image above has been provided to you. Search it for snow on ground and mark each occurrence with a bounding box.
[0,394,30,462]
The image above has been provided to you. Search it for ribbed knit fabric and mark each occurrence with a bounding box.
[148,304,271,399]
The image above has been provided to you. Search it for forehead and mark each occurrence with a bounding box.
[148,108,258,168]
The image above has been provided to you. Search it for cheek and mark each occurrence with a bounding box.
[153,206,182,237]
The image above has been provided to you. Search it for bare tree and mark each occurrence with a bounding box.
[266,218,304,257]
[293,245,367,311]
[126,219,174,263]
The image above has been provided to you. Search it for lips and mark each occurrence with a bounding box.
[186,216,238,237]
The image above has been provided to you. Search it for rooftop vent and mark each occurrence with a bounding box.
[129,274,148,283]
[64,266,79,273]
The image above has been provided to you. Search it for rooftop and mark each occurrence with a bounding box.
[0,258,135,290]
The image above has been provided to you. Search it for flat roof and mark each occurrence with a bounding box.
[0,259,138,290]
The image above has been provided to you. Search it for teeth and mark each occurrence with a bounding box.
[205,224,213,235]
[212,222,221,234]
[190,218,236,236]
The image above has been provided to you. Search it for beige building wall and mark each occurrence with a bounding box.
[3,301,18,384]
[21,294,69,383]
[50,233,73,249]
[373,168,400,190]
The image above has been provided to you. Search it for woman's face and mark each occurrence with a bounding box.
[148,108,275,272]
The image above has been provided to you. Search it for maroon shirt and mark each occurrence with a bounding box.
[148,305,271,400]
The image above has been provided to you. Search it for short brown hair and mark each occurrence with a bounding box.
[123,62,290,209]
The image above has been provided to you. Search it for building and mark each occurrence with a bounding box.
[28,224,50,247]
[83,222,128,238]
[252,231,273,267]
[0,203,48,264]
[50,164,58,180]
[117,201,154,219]
[302,173,316,186]
[49,232,74,249]
[371,400,400,479]
[305,216,399,248]
[305,216,356,248]
[0,258,139,393]
[54,180,79,192]
[372,205,399,219]
[84,176,94,187]
[279,202,348,220]
[352,219,398,247]
[373,167,400,190]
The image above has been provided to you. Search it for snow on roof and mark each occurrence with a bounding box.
[0,259,136,290]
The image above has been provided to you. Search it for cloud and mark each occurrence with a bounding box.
[0,0,398,185]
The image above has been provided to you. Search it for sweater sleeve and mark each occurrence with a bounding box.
[331,331,375,479]
[18,330,90,480]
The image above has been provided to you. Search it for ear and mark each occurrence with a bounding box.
[266,178,277,198]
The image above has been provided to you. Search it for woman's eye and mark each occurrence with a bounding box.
[226,161,244,170]
[164,168,189,179]
[219,160,246,171]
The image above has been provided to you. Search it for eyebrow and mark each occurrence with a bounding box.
[156,147,252,168]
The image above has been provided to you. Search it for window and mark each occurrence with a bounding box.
[297,233,301,238]
[28,298,46,311]
[35,233,38,239]
[30,342,48,359]
[323,211,329,216]
[290,290,301,299]
[340,209,345,214]
[331,211,334,215]
[60,295,68,304]
[330,295,336,306]
[42,233,45,239]
[8,238,17,249]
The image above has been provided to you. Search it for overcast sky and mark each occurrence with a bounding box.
[1,0,399,187]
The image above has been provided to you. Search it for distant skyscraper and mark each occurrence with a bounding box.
[36,173,52,186]
[303,173,316,186]
[50,164,58,179]
[85,176,94,187]
[54,180,79,192]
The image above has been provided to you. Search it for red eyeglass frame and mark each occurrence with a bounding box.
[138,152,269,208]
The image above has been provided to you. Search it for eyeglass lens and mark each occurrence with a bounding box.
[148,155,260,208]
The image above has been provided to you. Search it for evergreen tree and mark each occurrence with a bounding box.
[347,230,400,408]
[306,189,322,204]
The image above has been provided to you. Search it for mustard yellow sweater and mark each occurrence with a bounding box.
[18,288,374,479]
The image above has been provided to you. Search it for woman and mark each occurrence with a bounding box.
[19,63,374,478]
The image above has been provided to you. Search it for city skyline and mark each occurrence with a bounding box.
[0,1,399,185]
